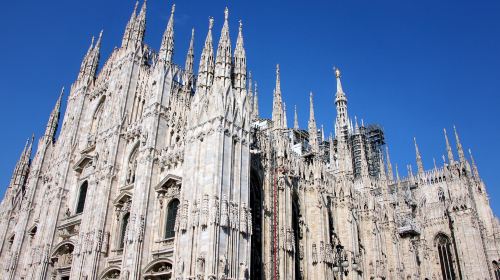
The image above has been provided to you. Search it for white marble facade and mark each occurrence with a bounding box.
[1,3,499,280]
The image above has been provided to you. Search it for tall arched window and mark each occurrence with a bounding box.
[119,212,130,249]
[165,199,180,239]
[76,181,88,214]
[436,234,456,280]
[126,147,138,185]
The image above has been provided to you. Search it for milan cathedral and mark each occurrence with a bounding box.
[1,2,499,280]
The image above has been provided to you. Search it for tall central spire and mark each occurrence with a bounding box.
[214,7,232,87]
[272,64,284,128]
[159,4,175,63]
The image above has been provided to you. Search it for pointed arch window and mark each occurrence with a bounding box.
[89,97,105,146]
[126,147,138,185]
[165,199,180,239]
[436,234,456,280]
[119,212,130,249]
[76,181,88,214]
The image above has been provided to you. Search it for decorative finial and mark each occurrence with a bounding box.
[224,7,229,20]
[99,30,104,39]
[335,67,341,78]
[209,17,214,30]
[239,20,243,31]
[171,3,176,14]
[276,64,280,75]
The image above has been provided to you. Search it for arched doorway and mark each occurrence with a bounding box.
[250,171,264,279]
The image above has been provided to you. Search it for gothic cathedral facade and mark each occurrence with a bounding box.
[1,3,499,280]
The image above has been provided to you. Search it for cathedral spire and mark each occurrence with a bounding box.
[283,102,288,129]
[45,88,64,143]
[196,17,215,93]
[294,105,299,129]
[247,72,253,98]
[444,128,455,164]
[78,31,102,83]
[78,36,94,80]
[468,149,480,178]
[386,146,394,181]
[10,135,33,188]
[252,82,259,119]
[233,20,247,92]
[122,1,139,48]
[453,125,466,163]
[414,137,424,175]
[159,4,175,63]
[132,0,147,47]
[184,28,195,78]
[272,64,284,128]
[395,164,400,183]
[335,67,349,138]
[308,92,319,152]
[214,7,232,87]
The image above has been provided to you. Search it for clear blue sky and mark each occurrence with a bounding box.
[0,0,499,214]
